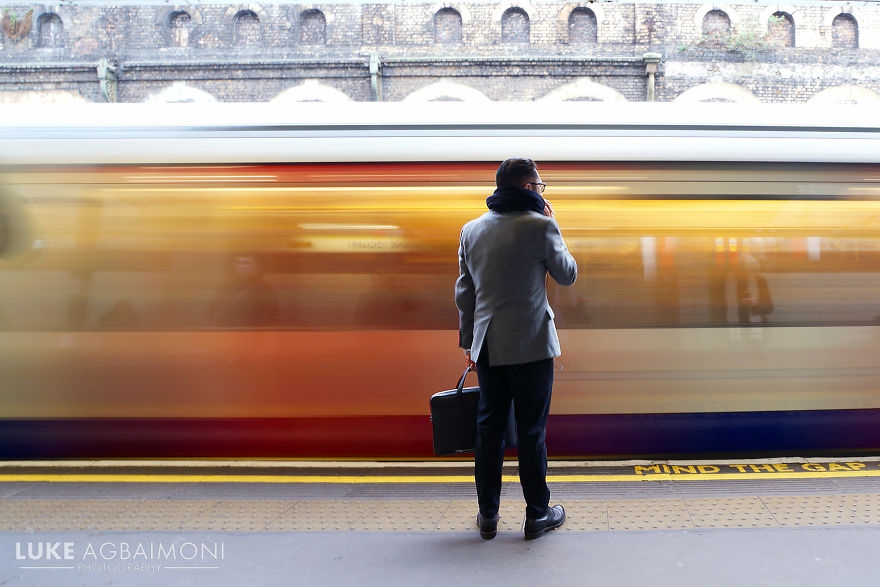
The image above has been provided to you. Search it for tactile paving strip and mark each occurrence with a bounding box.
[3,493,880,533]
[763,494,880,526]
[686,497,777,528]
[609,498,694,530]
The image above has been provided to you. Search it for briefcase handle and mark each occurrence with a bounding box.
[456,365,474,397]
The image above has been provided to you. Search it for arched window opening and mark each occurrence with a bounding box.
[831,14,858,49]
[768,12,794,48]
[170,11,192,48]
[501,8,529,44]
[434,8,462,45]
[701,10,731,47]
[301,9,326,45]
[233,10,261,47]
[568,7,597,44]
[37,13,63,48]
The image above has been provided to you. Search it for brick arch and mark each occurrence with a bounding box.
[169,12,192,48]
[693,4,742,36]
[830,13,858,49]
[702,10,730,36]
[233,10,262,46]
[766,11,795,48]
[491,2,536,22]
[402,81,490,102]
[156,6,204,28]
[567,7,598,44]
[759,4,800,23]
[430,3,473,24]
[433,7,463,44]
[674,82,760,103]
[299,4,335,24]
[299,9,326,45]
[759,5,800,35]
[225,5,267,47]
[807,86,880,105]
[155,7,203,49]
[501,7,530,43]
[558,3,605,44]
[539,78,627,102]
[224,5,268,22]
[271,80,353,103]
[492,2,536,44]
[144,82,218,103]
[36,12,64,49]
[822,6,863,30]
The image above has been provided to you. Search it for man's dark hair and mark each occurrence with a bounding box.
[496,157,538,188]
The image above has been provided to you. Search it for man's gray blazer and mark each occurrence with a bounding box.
[456,210,578,367]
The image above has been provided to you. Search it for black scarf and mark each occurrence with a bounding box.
[485,186,545,214]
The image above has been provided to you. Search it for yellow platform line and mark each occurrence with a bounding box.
[2,469,880,484]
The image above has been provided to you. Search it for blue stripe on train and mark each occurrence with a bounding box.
[1,410,879,459]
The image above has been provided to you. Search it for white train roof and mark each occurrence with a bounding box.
[1,101,879,165]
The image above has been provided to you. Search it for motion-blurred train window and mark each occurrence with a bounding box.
[5,163,880,332]
[547,233,880,329]
[0,210,9,257]
[0,190,29,259]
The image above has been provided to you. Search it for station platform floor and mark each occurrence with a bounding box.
[2,457,880,586]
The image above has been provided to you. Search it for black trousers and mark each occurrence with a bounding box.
[475,347,554,520]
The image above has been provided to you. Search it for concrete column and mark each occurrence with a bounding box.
[370,52,382,102]
[643,52,662,102]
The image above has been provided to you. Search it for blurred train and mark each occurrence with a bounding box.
[3,101,880,459]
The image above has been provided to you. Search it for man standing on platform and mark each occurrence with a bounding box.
[455,157,578,540]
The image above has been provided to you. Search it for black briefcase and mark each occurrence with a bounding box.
[429,366,516,456]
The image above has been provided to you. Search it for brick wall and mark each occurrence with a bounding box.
[0,1,878,104]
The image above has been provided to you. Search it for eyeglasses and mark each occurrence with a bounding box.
[528,182,547,194]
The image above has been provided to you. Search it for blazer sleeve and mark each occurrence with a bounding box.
[544,220,578,287]
[455,232,476,349]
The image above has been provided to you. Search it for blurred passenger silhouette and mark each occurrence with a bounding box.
[730,252,773,324]
[209,253,279,327]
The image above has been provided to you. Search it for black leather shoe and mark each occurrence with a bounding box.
[476,512,499,540]
[524,504,565,540]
